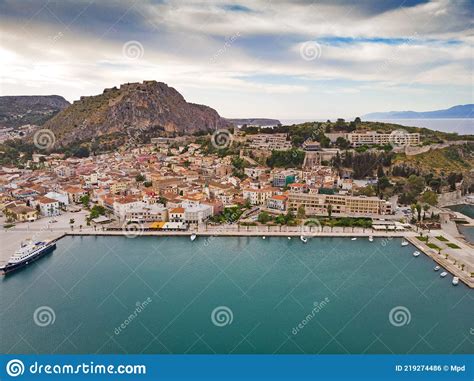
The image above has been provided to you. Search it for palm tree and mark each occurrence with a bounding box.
[327,204,333,219]
[415,203,422,222]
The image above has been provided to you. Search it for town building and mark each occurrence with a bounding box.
[288,192,393,216]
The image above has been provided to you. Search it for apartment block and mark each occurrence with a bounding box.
[248,133,292,151]
[288,192,393,216]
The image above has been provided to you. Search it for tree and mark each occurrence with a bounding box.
[79,194,90,208]
[335,137,351,149]
[135,174,146,182]
[421,190,438,206]
[377,165,385,179]
[297,205,306,219]
[415,203,422,222]
[327,204,333,219]
[258,212,272,224]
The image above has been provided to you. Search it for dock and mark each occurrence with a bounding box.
[406,236,474,288]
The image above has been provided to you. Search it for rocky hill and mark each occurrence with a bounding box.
[42,81,229,147]
[0,95,70,128]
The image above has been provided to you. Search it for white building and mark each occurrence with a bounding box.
[182,202,212,224]
[33,196,61,217]
[45,191,69,206]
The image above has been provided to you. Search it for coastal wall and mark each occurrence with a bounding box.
[438,190,462,207]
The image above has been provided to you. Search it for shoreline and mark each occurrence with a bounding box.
[3,230,473,288]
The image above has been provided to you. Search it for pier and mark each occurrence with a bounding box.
[406,234,474,288]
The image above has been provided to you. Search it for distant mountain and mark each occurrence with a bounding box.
[0,95,70,128]
[225,118,281,127]
[41,81,230,147]
[363,104,473,119]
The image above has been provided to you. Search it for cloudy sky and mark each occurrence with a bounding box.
[0,0,472,119]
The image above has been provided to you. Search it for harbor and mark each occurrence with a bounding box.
[1,234,472,355]
[1,217,473,288]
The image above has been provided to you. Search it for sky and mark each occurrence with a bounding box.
[0,0,473,119]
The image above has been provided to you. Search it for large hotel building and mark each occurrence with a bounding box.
[326,131,420,147]
[288,192,393,216]
[247,133,292,150]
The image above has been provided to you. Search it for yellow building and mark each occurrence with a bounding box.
[288,192,392,216]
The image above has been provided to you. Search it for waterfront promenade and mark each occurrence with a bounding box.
[2,213,473,288]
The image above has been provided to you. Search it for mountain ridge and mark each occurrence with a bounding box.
[363,104,473,119]
[0,95,70,128]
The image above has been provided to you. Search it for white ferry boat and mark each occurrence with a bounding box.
[0,240,56,275]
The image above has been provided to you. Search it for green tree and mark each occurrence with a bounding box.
[258,211,272,224]
[327,204,333,219]
[421,190,438,206]
[135,174,146,182]
[297,205,306,219]
[79,194,90,208]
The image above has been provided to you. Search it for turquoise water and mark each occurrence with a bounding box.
[1,236,472,354]
[447,204,474,219]
[447,204,474,244]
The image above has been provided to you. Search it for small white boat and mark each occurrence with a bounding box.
[452,277,459,286]
[190,234,197,241]
[262,236,266,240]
[401,240,409,247]
[440,272,447,278]
[288,237,291,240]
[351,237,357,241]
[369,236,374,242]
[300,235,308,243]
[413,251,420,257]
[433,266,440,271]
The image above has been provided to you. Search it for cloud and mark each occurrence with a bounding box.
[0,0,472,118]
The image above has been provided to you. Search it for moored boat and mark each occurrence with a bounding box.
[0,240,56,275]
[434,266,440,271]
[452,277,459,286]
[351,237,357,241]
[300,235,308,243]
[401,240,409,247]
[440,272,447,278]
[369,236,374,242]
[413,251,420,257]
[190,233,197,241]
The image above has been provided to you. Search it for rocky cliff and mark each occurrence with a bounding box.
[0,95,70,128]
[42,81,229,147]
